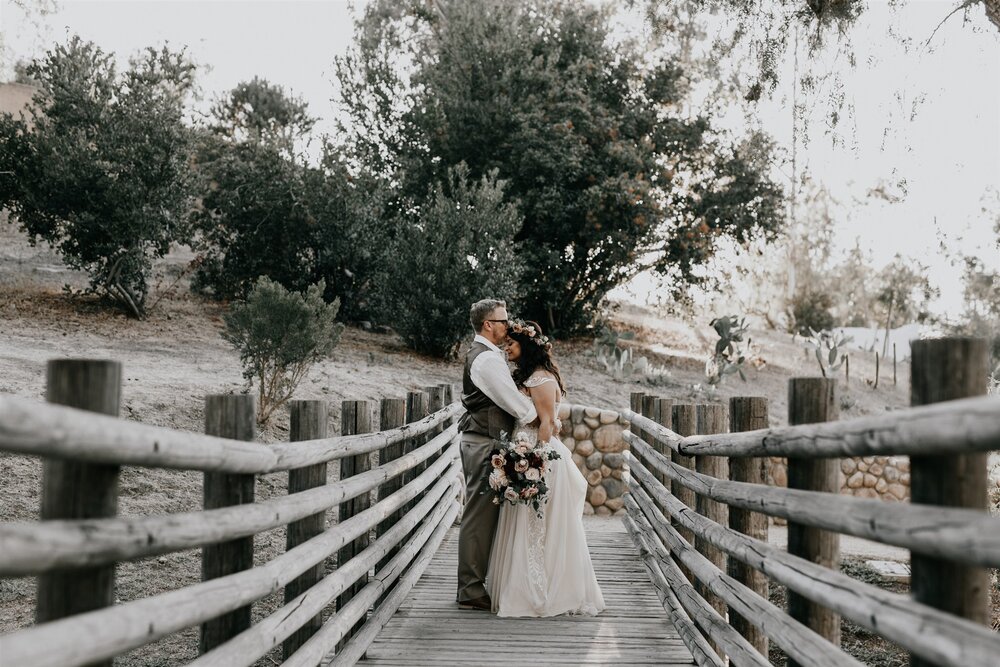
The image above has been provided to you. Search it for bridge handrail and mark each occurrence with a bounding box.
[624,430,1000,567]
[0,424,459,575]
[0,437,461,667]
[622,394,1000,458]
[625,452,1000,667]
[0,393,462,472]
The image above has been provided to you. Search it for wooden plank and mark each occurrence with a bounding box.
[677,394,1000,458]
[361,518,695,666]
[694,402,728,652]
[0,394,461,472]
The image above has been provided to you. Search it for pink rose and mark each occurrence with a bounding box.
[514,459,529,473]
[504,487,520,502]
[515,445,529,456]
[521,486,539,499]
[525,467,541,481]
[491,454,505,469]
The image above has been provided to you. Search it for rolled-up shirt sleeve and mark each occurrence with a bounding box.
[470,352,538,424]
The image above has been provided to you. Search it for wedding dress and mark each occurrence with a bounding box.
[485,372,606,617]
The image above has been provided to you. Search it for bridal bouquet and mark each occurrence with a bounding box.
[486,431,561,514]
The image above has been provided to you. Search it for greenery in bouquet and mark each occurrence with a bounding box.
[486,431,562,515]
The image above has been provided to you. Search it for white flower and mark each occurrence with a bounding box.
[525,467,541,481]
[489,469,507,490]
[504,487,519,502]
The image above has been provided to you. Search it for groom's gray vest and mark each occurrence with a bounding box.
[458,341,515,441]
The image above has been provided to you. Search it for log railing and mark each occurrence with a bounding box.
[0,358,462,667]
[621,336,1000,667]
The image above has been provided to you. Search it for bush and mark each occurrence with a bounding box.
[191,139,318,300]
[374,164,524,358]
[0,37,196,318]
[790,289,836,336]
[223,277,344,424]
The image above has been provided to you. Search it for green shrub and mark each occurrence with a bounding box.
[374,164,524,358]
[790,289,836,336]
[223,277,344,424]
[0,37,196,318]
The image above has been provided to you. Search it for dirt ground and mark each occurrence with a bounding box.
[0,223,953,666]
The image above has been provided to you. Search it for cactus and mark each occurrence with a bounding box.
[806,328,853,379]
[591,325,671,385]
[706,315,751,385]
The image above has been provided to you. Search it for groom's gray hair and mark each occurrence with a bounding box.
[470,298,506,332]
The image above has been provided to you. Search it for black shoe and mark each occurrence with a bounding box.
[457,595,492,611]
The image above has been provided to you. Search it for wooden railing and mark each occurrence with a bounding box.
[0,358,463,667]
[620,336,1000,667]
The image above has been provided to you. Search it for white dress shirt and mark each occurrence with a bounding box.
[470,334,537,425]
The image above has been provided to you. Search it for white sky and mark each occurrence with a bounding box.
[2,0,999,319]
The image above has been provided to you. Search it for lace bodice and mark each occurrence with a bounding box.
[518,372,562,433]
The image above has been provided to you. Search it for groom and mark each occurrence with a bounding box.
[456,298,537,611]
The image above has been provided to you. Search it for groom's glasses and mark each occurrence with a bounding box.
[486,319,509,327]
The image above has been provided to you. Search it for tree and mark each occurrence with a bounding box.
[223,277,344,424]
[0,37,196,317]
[336,0,784,335]
[373,164,524,358]
[208,77,316,157]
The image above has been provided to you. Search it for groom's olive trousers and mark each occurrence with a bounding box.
[457,433,500,602]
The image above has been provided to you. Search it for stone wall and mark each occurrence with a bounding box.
[556,404,628,516]
[767,456,910,502]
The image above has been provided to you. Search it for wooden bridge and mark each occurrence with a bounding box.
[0,335,998,666]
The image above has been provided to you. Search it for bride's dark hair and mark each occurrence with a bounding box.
[509,320,566,396]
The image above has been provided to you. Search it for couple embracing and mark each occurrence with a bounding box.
[455,298,606,617]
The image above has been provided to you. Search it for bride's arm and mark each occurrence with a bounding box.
[527,381,559,442]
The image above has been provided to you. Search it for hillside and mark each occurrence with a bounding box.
[0,224,919,664]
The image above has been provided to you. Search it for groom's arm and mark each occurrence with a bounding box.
[470,353,538,424]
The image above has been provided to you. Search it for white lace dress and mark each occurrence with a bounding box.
[485,373,606,617]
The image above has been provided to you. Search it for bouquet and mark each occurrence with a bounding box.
[486,431,561,514]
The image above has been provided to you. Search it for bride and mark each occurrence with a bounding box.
[486,320,606,617]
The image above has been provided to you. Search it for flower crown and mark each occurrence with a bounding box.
[509,319,553,351]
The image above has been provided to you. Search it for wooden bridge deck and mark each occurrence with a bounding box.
[361,516,694,666]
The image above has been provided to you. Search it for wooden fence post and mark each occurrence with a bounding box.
[695,402,729,652]
[376,397,407,578]
[641,395,661,486]
[786,378,840,665]
[728,396,770,656]
[37,359,122,667]
[670,403,698,557]
[403,391,429,513]
[281,399,329,660]
[200,394,256,654]
[654,398,674,490]
[423,385,446,455]
[438,383,455,421]
[629,392,645,438]
[909,337,990,667]
[337,399,374,647]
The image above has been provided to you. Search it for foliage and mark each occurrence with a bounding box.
[590,324,672,385]
[223,277,344,424]
[873,254,940,330]
[190,137,319,300]
[208,76,316,157]
[705,315,752,385]
[791,289,836,336]
[805,328,851,379]
[336,0,785,335]
[372,164,524,358]
[0,37,196,318]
